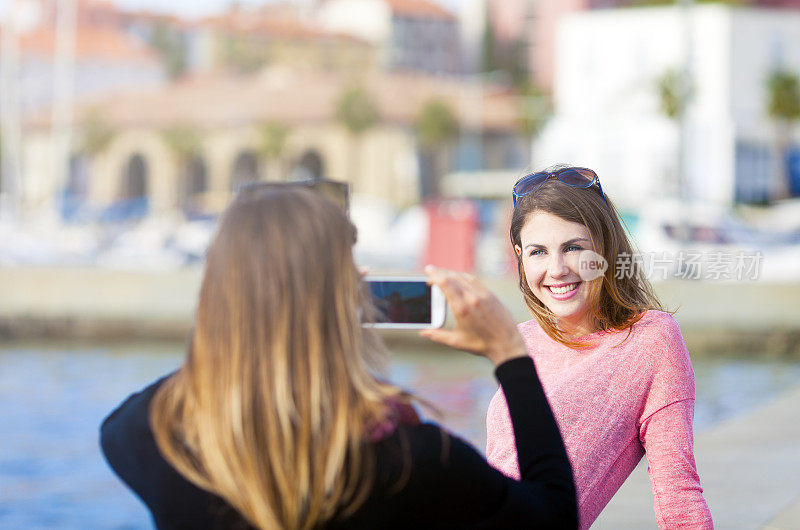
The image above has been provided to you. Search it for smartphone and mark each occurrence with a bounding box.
[364,276,446,329]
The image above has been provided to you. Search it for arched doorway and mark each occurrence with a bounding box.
[293,150,325,181]
[182,156,208,216]
[62,154,90,221]
[107,153,149,221]
[123,153,148,199]
[231,151,259,191]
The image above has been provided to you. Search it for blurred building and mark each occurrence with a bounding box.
[317,0,461,75]
[0,0,165,113]
[20,68,525,218]
[184,4,376,75]
[533,4,800,209]
[754,0,800,7]
[522,0,800,94]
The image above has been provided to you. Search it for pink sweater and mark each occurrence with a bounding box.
[486,310,713,529]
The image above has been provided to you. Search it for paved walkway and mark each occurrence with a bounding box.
[593,383,800,529]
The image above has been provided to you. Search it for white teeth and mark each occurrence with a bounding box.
[548,283,578,295]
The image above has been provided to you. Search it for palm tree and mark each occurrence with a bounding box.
[79,108,116,157]
[656,68,691,120]
[335,87,380,190]
[68,108,116,207]
[516,82,550,164]
[656,67,693,199]
[257,121,290,181]
[150,20,186,79]
[415,99,458,198]
[766,70,800,200]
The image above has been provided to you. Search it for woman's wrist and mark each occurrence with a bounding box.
[486,338,528,366]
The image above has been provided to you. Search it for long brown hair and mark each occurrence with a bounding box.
[150,187,409,529]
[510,165,670,348]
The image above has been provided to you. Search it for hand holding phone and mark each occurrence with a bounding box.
[420,266,527,366]
[364,276,446,329]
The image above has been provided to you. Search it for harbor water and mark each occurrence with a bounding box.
[2,341,800,529]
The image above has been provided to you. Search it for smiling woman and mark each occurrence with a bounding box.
[509,165,663,348]
[487,165,714,529]
[515,212,596,338]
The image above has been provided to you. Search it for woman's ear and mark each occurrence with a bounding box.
[514,245,522,257]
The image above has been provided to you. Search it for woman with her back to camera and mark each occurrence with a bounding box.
[100,185,578,529]
[485,165,714,528]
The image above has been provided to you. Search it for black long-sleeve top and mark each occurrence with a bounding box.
[100,357,577,529]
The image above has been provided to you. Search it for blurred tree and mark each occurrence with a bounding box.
[480,3,497,75]
[657,67,694,203]
[220,34,267,74]
[162,124,202,162]
[480,6,529,90]
[508,38,530,90]
[150,20,187,79]
[257,121,291,180]
[65,109,116,205]
[415,99,458,198]
[335,87,380,190]
[78,108,116,157]
[766,70,800,199]
[516,82,551,163]
[162,124,203,206]
[657,68,692,120]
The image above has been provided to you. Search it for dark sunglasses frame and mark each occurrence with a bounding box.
[238,178,350,213]
[512,167,607,207]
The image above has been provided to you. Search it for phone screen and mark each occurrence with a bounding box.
[367,280,432,324]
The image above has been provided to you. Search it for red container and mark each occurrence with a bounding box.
[423,199,479,272]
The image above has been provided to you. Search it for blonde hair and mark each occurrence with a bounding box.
[510,166,670,349]
[150,187,410,529]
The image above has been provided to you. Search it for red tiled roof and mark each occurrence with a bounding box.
[386,0,456,20]
[10,27,159,64]
[26,69,518,132]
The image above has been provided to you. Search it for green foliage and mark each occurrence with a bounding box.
[480,10,529,89]
[79,108,116,156]
[415,99,458,151]
[766,70,800,123]
[257,121,290,161]
[508,38,530,89]
[480,4,496,75]
[335,87,380,137]
[656,68,692,120]
[150,20,186,79]
[516,82,550,139]
[162,124,202,163]
[220,35,268,74]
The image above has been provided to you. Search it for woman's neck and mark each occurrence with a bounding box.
[555,315,600,340]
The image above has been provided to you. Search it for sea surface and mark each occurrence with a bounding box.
[1,341,799,529]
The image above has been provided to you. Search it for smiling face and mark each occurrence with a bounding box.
[515,210,598,338]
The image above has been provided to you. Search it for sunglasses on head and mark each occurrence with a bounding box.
[512,167,606,207]
[238,178,350,213]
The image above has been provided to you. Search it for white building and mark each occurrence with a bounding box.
[533,5,800,210]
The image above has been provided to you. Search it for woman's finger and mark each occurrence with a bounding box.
[420,328,458,347]
[425,265,466,305]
